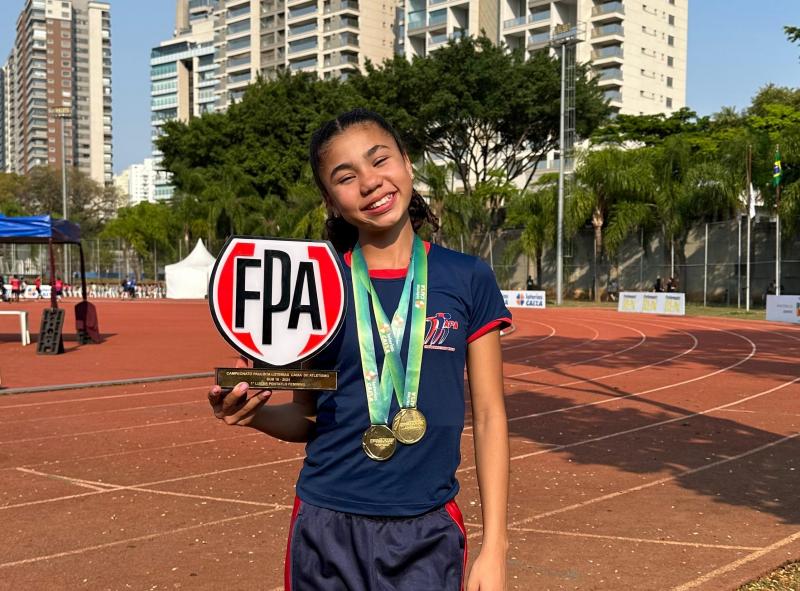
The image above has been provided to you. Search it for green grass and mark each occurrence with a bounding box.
[738,562,800,590]
[543,299,768,321]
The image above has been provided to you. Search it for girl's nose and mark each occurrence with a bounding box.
[360,174,382,196]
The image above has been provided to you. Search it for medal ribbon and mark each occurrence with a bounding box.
[351,236,428,425]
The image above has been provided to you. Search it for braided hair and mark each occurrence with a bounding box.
[309,108,439,253]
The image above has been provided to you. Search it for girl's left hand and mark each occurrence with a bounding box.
[467,549,506,591]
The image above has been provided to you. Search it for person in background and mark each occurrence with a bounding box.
[653,276,663,293]
[607,277,619,302]
[34,276,42,299]
[55,277,64,300]
[526,275,535,291]
[10,275,21,302]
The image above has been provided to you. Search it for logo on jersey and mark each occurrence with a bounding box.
[209,237,346,366]
[424,312,459,351]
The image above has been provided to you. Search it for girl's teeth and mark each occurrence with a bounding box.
[369,194,392,209]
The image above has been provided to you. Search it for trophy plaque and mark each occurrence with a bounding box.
[209,237,347,390]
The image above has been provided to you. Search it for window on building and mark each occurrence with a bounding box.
[667,35,674,46]
[667,56,674,67]
[666,97,673,108]
[668,14,675,25]
[666,76,673,88]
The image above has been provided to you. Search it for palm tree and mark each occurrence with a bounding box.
[506,174,557,287]
[572,147,654,301]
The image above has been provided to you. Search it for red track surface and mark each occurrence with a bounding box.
[1,301,799,590]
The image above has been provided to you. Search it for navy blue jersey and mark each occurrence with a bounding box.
[296,242,511,516]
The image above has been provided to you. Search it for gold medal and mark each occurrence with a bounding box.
[362,424,397,461]
[392,408,427,445]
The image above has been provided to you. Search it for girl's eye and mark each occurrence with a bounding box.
[374,157,388,166]
[337,175,355,184]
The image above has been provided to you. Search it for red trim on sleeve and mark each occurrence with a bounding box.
[444,499,468,591]
[343,241,431,279]
[284,496,302,591]
[467,317,512,344]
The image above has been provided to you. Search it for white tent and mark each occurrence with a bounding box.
[165,239,216,299]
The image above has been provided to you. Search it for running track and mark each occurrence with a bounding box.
[0,301,798,590]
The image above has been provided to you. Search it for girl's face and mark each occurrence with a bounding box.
[319,123,414,236]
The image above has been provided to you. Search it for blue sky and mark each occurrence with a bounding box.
[0,0,798,174]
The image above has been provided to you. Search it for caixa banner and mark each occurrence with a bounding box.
[501,290,547,309]
[209,237,347,367]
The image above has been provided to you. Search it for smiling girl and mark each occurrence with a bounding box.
[209,109,511,590]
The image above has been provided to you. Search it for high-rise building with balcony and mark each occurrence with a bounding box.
[1,0,112,185]
[150,2,217,200]
[402,0,496,58]
[400,0,686,116]
[499,0,687,116]
[0,66,6,171]
[150,0,397,199]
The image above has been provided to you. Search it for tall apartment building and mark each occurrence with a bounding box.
[150,0,397,199]
[499,0,687,116]
[0,67,5,171]
[401,0,686,116]
[1,0,112,185]
[150,2,216,200]
[402,0,497,58]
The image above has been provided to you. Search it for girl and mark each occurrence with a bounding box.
[209,109,510,591]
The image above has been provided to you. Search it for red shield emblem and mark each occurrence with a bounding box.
[209,237,346,366]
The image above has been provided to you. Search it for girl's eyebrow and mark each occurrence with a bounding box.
[328,144,391,180]
[365,144,390,157]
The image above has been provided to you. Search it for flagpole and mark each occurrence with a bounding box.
[776,186,781,297]
[774,144,782,297]
[746,145,752,312]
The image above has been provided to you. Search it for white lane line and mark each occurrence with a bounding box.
[133,455,306,488]
[508,320,648,378]
[465,429,800,540]
[670,528,800,591]
[0,507,284,569]
[7,468,295,511]
[0,384,207,410]
[460,371,800,478]
[510,326,697,394]
[15,468,115,493]
[0,417,208,445]
[506,526,762,551]
[0,399,205,425]
[501,321,556,351]
[19,432,260,468]
[500,320,757,425]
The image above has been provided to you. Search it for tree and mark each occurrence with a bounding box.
[786,25,800,58]
[0,173,28,216]
[571,147,654,301]
[354,35,609,195]
[506,174,557,287]
[591,108,711,146]
[158,72,359,202]
[18,167,115,236]
[101,201,179,279]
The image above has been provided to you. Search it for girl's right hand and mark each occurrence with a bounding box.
[208,381,272,426]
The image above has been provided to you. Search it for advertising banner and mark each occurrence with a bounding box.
[501,290,546,309]
[618,292,685,316]
[766,295,800,325]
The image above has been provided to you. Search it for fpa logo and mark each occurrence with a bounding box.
[209,237,346,366]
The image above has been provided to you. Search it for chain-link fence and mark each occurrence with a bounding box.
[461,217,800,306]
[0,236,233,285]
[2,219,796,306]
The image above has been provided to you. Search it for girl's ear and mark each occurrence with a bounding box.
[404,154,414,180]
[322,192,340,217]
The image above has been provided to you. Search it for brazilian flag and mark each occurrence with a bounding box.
[773,147,782,188]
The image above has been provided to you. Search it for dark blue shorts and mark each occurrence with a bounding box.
[284,497,467,591]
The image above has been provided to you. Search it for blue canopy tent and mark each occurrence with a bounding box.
[0,215,99,346]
